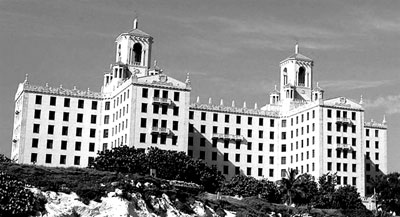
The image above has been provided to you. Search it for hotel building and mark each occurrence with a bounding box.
[11,19,387,196]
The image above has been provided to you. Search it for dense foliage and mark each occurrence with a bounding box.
[371,172,400,215]
[219,175,281,203]
[89,146,225,193]
[0,172,46,216]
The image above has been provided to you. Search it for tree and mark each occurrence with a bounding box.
[292,173,318,207]
[332,185,365,209]
[279,168,303,206]
[370,172,400,214]
[313,172,337,209]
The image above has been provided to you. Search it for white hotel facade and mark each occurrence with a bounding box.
[11,20,387,196]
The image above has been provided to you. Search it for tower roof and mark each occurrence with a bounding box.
[280,43,313,63]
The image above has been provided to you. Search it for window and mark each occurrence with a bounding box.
[247,142,252,150]
[160,135,167,145]
[376,164,380,172]
[105,101,110,110]
[327,149,332,157]
[200,138,206,147]
[62,112,69,122]
[269,156,274,164]
[32,138,39,148]
[77,113,83,123]
[269,144,274,152]
[141,103,147,113]
[62,126,68,136]
[173,107,179,116]
[189,124,194,133]
[78,99,84,108]
[88,157,94,165]
[281,132,286,140]
[91,101,98,110]
[104,115,109,124]
[224,140,229,148]
[259,118,264,126]
[34,110,41,119]
[142,88,148,98]
[375,130,379,137]
[200,151,206,160]
[327,109,332,118]
[282,120,286,127]
[174,92,180,101]
[90,129,96,138]
[201,112,206,121]
[235,141,240,149]
[48,125,54,135]
[76,127,82,137]
[258,143,263,151]
[35,95,42,104]
[281,144,287,152]
[281,157,286,165]
[270,119,275,127]
[269,169,274,177]
[375,153,379,160]
[352,164,356,172]
[327,162,332,171]
[223,166,229,175]
[258,168,263,177]
[225,114,229,123]
[74,156,80,165]
[201,125,206,133]
[213,113,218,122]
[212,139,217,147]
[45,154,52,164]
[327,136,332,144]
[140,133,146,143]
[103,129,109,138]
[259,130,264,139]
[235,167,240,175]
[48,111,55,120]
[258,155,263,164]
[247,154,252,163]
[61,140,67,150]
[90,115,96,124]
[247,168,252,176]
[236,116,241,124]
[336,110,340,118]
[248,117,252,125]
[327,122,332,131]
[375,141,379,149]
[343,163,348,172]
[161,105,168,114]
[189,111,194,119]
[50,96,56,106]
[75,142,81,151]
[247,129,252,137]
[366,129,370,137]
[60,155,66,165]
[270,132,274,139]
[153,104,159,114]
[223,153,228,162]
[140,118,147,128]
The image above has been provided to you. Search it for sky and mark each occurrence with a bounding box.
[0,0,400,171]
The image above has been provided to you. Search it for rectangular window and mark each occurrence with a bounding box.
[34,109,41,119]
[201,125,206,133]
[48,111,55,120]
[103,129,109,138]
[174,92,180,101]
[62,126,68,136]
[259,130,263,139]
[259,118,264,126]
[61,140,67,150]
[247,142,252,150]
[327,136,332,144]
[32,138,39,148]
[236,116,241,124]
[90,129,96,138]
[140,118,147,128]
[60,155,66,165]
[90,115,96,124]
[48,125,54,135]
[225,114,229,123]
[35,95,42,105]
[63,98,71,108]
[270,144,274,152]
[172,136,178,145]
[258,143,263,151]
[366,129,370,137]
[375,141,379,149]
[269,169,274,177]
[258,168,263,177]
[282,120,286,127]
[375,130,379,137]
[224,140,229,148]
[189,111,194,119]
[281,157,286,165]
[247,154,252,163]
[78,99,84,108]
[142,88,148,98]
[200,138,206,147]
[74,156,80,165]
[92,101,98,110]
[141,103,147,113]
[352,164,356,172]
[105,101,110,110]
[161,105,168,115]
[76,127,82,137]
[281,144,287,152]
[247,168,252,176]
[173,107,179,116]
[63,112,69,121]
[88,143,95,152]
[248,117,252,125]
[140,133,146,143]
[45,154,52,164]
[77,113,83,123]
[270,132,274,139]
[269,156,274,164]
[247,129,252,137]
[50,96,56,106]
[213,113,218,121]
[223,153,229,161]
[270,119,275,127]
[201,112,206,121]
[104,115,109,124]
[258,155,263,164]
[75,142,81,151]
[327,162,332,171]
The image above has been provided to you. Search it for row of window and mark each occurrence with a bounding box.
[30,153,93,166]
[327,149,357,159]
[34,111,97,124]
[35,95,98,109]
[33,124,97,138]
[365,128,379,137]
[141,103,180,116]
[327,109,357,120]
[139,133,178,145]
[142,88,180,102]
[365,152,380,160]
[366,140,380,149]
[327,122,357,133]
[31,138,95,152]
[327,162,358,172]
[366,163,380,172]
[327,136,357,146]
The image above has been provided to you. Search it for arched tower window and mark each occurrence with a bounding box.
[283,68,288,85]
[133,43,142,64]
[298,67,305,86]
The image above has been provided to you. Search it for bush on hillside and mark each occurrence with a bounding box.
[0,172,46,216]
[89,146,225,193]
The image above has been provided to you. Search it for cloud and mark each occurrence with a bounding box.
[364,95,400,114]
[319,80,392,91]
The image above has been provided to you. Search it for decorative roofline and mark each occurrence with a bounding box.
[364,121,387,129]
[189,103,280,118]
[22,83,103,100]
[321,104,364,112]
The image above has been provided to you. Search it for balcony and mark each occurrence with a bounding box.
[212,133,244,141]
[151,127,171,135]
[336,117,353,125]
[336,143,353,151]
[152,97,172,105]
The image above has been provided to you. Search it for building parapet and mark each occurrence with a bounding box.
[212,133,244,141]
[364,121,387,129]
[22,83,103,99]
[190,103,280,118]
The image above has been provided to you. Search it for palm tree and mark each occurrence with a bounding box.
[279,168,303,206]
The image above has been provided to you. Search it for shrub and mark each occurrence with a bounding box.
[0,172,46,216]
